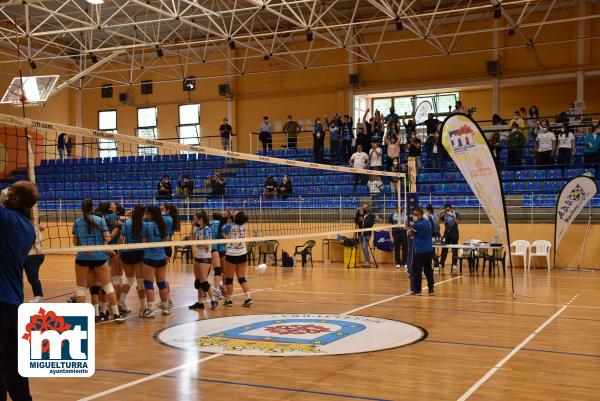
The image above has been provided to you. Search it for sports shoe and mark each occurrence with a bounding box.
[66,295,76,303]
[242,298,253,307]
[95,315,101,323]
[224,299,233,307]
[112,314,125,323]
[29,296,43,303]
[100,312,110,322]
[452,264,457,270]
[188,302,204,310]
[219,285,226,297]
[119,304,131,316]
[394,264,401,269]
[410,291,422,296]
[212,288,222,299]
[428,289,435,296]
[210,300,219,310]
[140,309,155,318]
[161,306,171,316]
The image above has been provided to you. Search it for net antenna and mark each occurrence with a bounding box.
[0,75,59,108]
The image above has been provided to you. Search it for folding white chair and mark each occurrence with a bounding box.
[510,240,530,270]
[529,240,552,271]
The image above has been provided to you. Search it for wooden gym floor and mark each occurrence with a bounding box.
[27,256,600,401]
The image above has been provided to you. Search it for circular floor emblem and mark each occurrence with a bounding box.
[157,314,426,356]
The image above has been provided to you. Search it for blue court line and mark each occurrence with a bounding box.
[425,339,600,359]
[95,368,392,401]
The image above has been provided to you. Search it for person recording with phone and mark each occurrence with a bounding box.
[355,204,375,268]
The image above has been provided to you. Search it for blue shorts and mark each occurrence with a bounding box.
[76,259,107,269]
[144,259,167,268]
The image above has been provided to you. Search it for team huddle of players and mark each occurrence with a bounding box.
[71,200,252,323]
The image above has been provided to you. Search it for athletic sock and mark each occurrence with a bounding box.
[100,302,108,314]
[119,293,127,305]
[110,305,119,316]
[93,304,99,316]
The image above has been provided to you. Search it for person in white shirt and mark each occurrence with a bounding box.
[557,123,576,166]
[349,144,369,192]
[367,175,384,195]
[368,141,383,170]
[534,119,556,166]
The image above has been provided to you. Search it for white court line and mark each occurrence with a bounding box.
[456,293,580,401]
[79,276,461,400]
[431,295,600,310]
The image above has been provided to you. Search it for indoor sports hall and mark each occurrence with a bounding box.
[0,1,599,401]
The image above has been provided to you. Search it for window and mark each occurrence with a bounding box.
[98,110,118,158]
[178,104,200,150]
[137,107,158,156]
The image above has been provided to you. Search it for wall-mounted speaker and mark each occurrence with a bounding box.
[183,76,196,92]
[118,92,129,105]
[218,83,231,97]
[486,60,500,77]
[141,80,153,95]
[101,84,113,98]
[349,73,362,85]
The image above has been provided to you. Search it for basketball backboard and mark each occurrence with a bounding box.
[0,75,59,105]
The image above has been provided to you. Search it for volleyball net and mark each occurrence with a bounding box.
[0,113,407,256]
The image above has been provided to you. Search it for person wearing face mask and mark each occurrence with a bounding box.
[509,110,528,140]
[220,117,233,151]
[277,175,293,199]
[507,122,525,166]
[583,123,600,165]
[354,204,375,268]
[325,114,342,163]
[258,116,272,152]
[341,114,354,162]
[385,133,400,171]
[527,106,539,138]
[425,130,442,169]
[488,132,502,165]
[283,115,301,150]
[556,123,576,166]
[407,132,422,170]
[389,206,408,269]
[313,117,325,163]
[534,119,557,166]
[408,206,435,295]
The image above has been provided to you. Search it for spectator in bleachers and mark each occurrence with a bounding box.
[452,100,465,113]
[385,134,400,171]
[389,206,408,269]
[419,113,440,137]
[557,123,576,166]
[349,144,369,192]
[583,123,600,165]
[325,114,341,163]
[492,114,506,125]
[385,107,400,133]
[283,115,301,150]
[341,114,354,162]
[402,116,416,142]
[207,171,226,196]
[176,174,194,197]
[220,118,233,151]
[439,204,460,270]
[356,115,372,154]
[507,122,525,166]
[510,110,528,140]
[527,106,539,138]
[389,158,402,193]
[66,136,74,157]
[57,133,67,160]
[371,121,384,144]
[534,119,556,166]
[263,176,278,198]
[407,132,422,170]
[258,116,273,152]
[371,110,383,133]
[277,175,293,199]
[489,132,502,161]
[368,141,383,171]
[367,175,384,196]
[156,175,173,200]
[312,117,325,163]
[425,131,442,169]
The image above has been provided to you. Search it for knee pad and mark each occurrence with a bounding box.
[157,281,168,290]
[90,285,101,296]
[225,277,234,285]
[126,277,135,287]
[237,277,247,285]
[143,280,154,290]
[194,279,202,289]
[111,275,122,287]
[213,266,223,276]
[75,286,87,297]
[102,283,115,295]
[200,281,211,292]
[136,278,144,290]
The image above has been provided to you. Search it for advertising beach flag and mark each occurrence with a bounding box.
[554,175,597,250]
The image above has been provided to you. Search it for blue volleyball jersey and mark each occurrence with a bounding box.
[164,215,174,237]
[72,215,109,261]
[142,220,167,260]
[209,219,226,252]
[105,213,120,245]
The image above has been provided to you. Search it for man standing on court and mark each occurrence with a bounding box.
[439,203,460,271]
[409,206,435,295]
[0,180,39,401]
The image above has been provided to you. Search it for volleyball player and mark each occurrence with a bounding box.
[160,203,180,260]
[209,212,227,299]
[141,205,170,317]
[118,205,146,316]
[72,199,124,322]
[222,211,253,307]
[189,211,218,310]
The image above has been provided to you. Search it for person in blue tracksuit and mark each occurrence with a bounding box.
[408,206,435,296]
